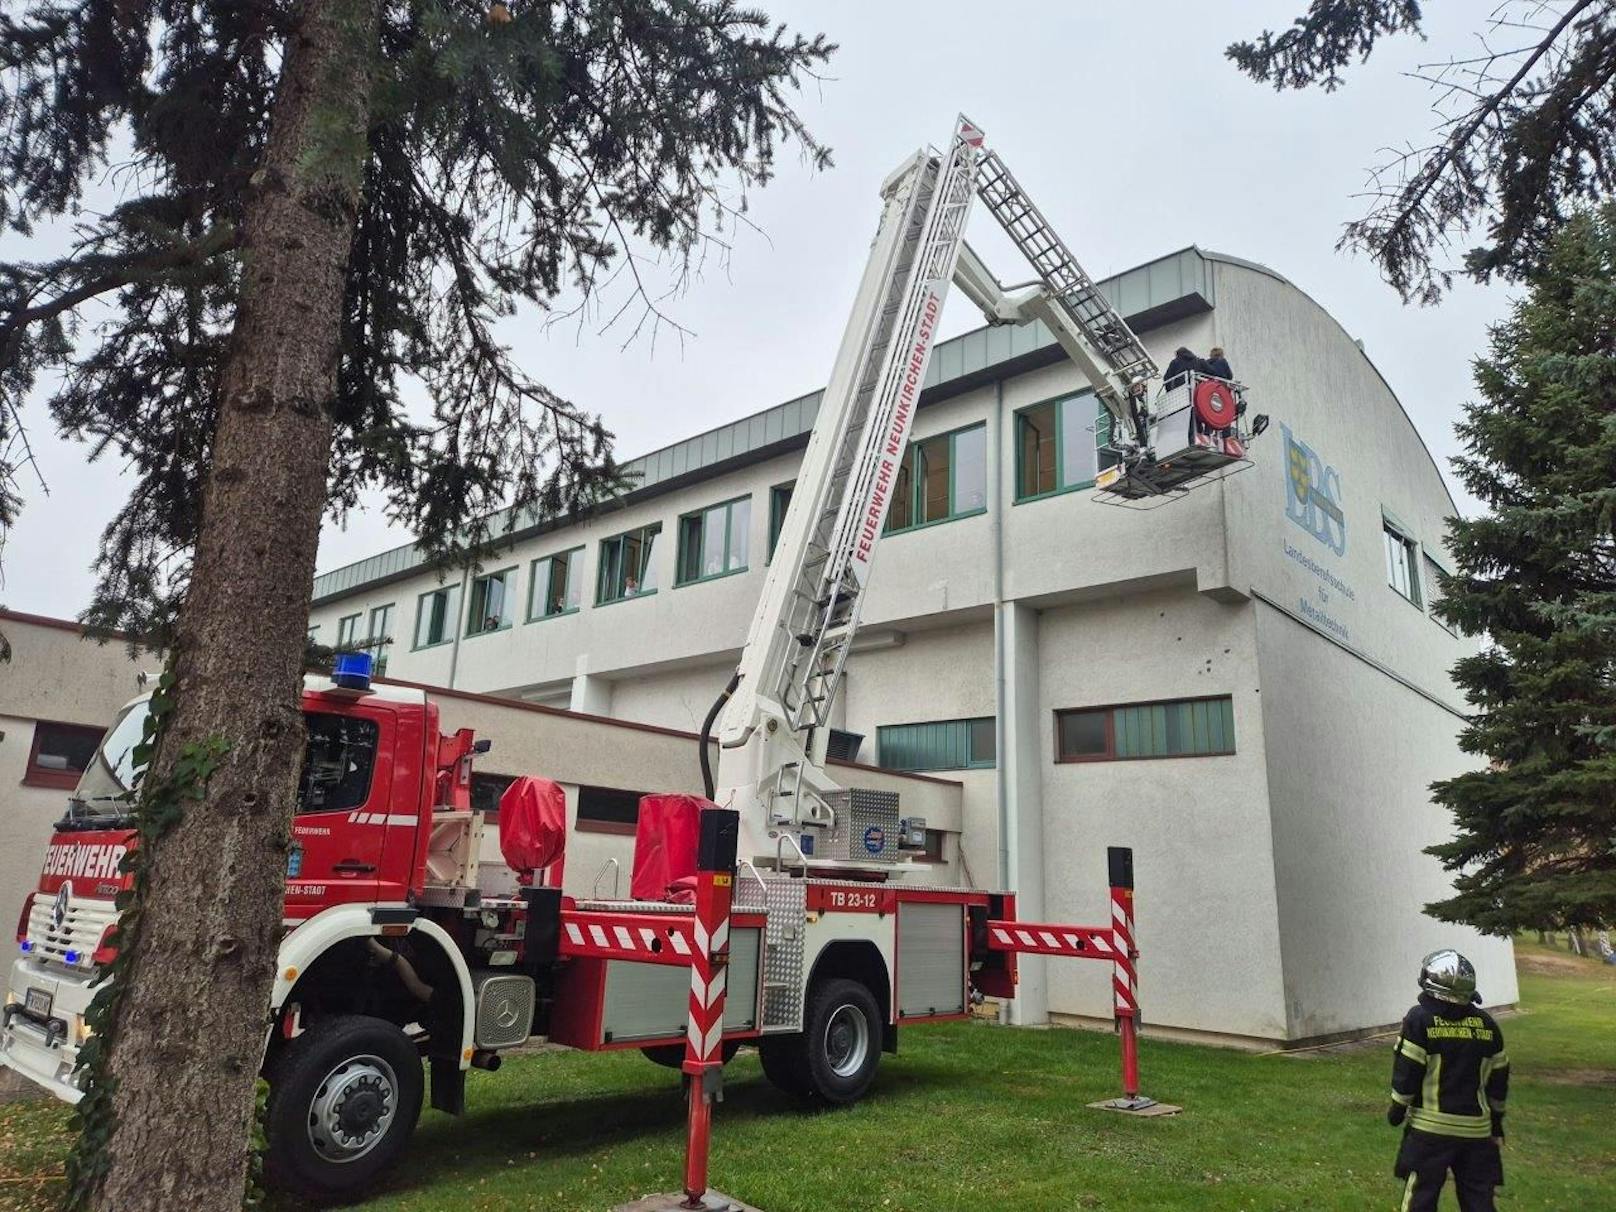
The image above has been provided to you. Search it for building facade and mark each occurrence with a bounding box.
[306,246,1517,1045]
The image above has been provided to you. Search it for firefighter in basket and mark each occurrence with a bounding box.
[1387,949,1510,1212]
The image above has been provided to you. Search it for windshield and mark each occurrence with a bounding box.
[69,698,152,813]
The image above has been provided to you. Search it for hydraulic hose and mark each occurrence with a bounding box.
[699,671,742,801]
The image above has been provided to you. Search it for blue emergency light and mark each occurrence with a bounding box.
[63,950,80,966]
[333,651,374,692]
[19,940,33,954]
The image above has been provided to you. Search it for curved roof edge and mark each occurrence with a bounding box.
[1196,247,1463,521]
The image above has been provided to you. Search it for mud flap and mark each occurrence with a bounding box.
[430,1056,465,1115]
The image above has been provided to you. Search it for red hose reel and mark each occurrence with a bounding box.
[1193,378,1238,429]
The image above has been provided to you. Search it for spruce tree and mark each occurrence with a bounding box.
[0,4,831,1210]
[1425,204,1616,934]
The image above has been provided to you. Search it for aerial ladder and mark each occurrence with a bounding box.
[705,116,1260,874]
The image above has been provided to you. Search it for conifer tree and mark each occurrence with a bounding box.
[1425,204,1616,934]
[0,4,831,1209]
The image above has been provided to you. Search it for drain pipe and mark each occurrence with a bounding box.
[990,379,1009,891]
[445,565,472,690]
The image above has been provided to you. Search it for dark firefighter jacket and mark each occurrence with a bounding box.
[1205,355,1233,380]
[1163,353,1202,390]
[1390,993,1509,1139]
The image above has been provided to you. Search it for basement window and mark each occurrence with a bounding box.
[1056,696,1235,762]
[471,772,517,824]
[677,495,752,585]
[414,584,462,650]
[25,721,106,791]
[529,547,584,620]
[467,567,517,636]
[576,784,645,835]
[886,423,987,534]
[598,524,661,604]
[877,717,995,772]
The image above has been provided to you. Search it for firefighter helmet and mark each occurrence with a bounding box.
[1418,949,1478,1005]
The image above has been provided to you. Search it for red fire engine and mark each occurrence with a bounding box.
[2,117,1260,1204]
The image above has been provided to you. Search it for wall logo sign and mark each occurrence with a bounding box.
[1283,424,1346,555]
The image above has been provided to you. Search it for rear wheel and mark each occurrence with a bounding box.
[760,977,882,1104]
[264,1014,424,1201]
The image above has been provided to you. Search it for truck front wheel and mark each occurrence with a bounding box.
[264,1014,424,1201]
[760,977,881,1104]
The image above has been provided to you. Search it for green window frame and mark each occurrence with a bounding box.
[1014,392,1107,501]
[1055,696,1235,762]
[528,547,584,620]
[767,482,794,562]
[597,523,661,605]
[335,613,363,649]
[877,717,996,773]
[1383,514,1422,608]
[413,583,461,650]
[1422,552,1457,636]
[676,495,752,585]
[466,566,517,636]
[885,422,988,535]
[365,603,395,674]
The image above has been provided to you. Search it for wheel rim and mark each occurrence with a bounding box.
[823,1004,870,1078]
[306,1053,399,1164]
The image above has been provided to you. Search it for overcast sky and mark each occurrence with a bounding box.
[2,1,1513,621]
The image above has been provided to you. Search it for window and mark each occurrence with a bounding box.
[597,523,661,604]
[471,772,517,823]
[877,717,996,772]
[336,613,363,649]
[1423,554,1458,636]
[366,603,394,674]
[1055,696,1236,762]
[296,713,379,814]
[25,721,106,790]
[467,567,516,636]
[677,496,752,585]
[1016,393,1104,499]
[768,482,794,561]
[1384,521,1422,607]
[886,423,988,534]
[529,548,584,620]
[577,784,645,834]
[414,583,462,649]
[920,829,946,864]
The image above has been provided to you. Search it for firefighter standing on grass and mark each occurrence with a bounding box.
[1387,950,1510,1211]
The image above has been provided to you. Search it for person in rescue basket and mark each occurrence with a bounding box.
[1387,950,1510,1211]
[1204,346,1233,380]
[1162,345,1202,391]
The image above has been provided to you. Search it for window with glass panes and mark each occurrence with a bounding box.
[768,482,794,561]
[25,721,106,789]
[414,584,461,649]
[1383,521,1422,606]
[877,717,996,772]
[1056,696,1235,762]
[1423,554,1457,635]
[336,613,362,648]
[529,547,583,619]
[677,496,751,584]
[366,603,394,673]
[1016,393,1104,499]
[885,423,987,533]
[466,567,516,635]
[597,523,661,603]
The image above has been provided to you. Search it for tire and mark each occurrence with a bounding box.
[264,1014,424,1202]
[762,977,881,1104]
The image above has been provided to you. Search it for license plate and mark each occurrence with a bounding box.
[24,988,52,1018]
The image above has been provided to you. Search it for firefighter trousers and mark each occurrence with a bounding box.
[1394,1129,1502,1212]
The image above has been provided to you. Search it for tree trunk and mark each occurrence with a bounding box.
[85,3,377,1209]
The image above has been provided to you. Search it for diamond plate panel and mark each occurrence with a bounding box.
[819,788,902,863]
[761,876,807,1031]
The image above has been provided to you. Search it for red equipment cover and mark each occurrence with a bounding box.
[497,776,566,875]
[632,794,712,902]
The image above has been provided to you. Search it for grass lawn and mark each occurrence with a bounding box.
[2,942,1610,1211]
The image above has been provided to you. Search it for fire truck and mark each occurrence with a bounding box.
[2,117,1260,1203]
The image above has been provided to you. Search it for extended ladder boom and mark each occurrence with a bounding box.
[713,117,1165,871]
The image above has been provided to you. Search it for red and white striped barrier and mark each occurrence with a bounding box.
[680,808,738,1209]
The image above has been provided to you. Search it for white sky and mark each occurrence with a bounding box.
[1,1,1512,621]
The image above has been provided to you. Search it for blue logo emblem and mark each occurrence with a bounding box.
[287,843,304,879]
[863,826,886,855]
[1283,424,1346,555]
